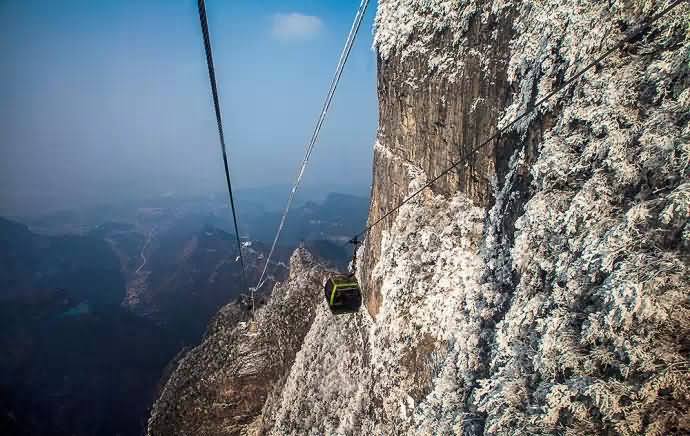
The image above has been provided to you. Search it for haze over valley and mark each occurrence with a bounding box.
[0,187,368,435]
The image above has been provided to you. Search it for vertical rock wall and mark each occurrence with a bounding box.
[361,1,516,317]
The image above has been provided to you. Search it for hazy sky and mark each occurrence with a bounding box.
[0,0,378,216]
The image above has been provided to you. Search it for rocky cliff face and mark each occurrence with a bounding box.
[147,249,326,436]
[361,0,516,317]
[149,1,689,434]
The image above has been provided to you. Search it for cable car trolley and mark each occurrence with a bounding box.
[323,237,363,314]
[324,275,362,314]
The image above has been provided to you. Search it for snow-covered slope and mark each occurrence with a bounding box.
[148,1,689,434]
[260,166,490,435]
[147,249,326,436]
[262,1,689,434]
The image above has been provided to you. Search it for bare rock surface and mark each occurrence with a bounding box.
[147,249,326,436]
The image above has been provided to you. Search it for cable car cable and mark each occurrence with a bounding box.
[197,0,249,303]
[253,0,372,297]
[350,0,686,243]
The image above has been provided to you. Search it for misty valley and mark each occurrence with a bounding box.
[0,190,368,436]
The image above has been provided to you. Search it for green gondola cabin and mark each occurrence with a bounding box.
[323,275,362,314]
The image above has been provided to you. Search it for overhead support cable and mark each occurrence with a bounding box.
[253,0,372,296]
[197,0,250,307]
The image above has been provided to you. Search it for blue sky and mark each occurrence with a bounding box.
[0,0,378,216]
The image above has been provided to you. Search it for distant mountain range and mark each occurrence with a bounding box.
[15,187,369,237]
[0,217,174,436]
[0,217,124,306]
[241,192,369,245]
[0,191,369,436]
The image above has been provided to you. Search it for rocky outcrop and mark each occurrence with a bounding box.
[146,249,326,436]
[361,1,516,317]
